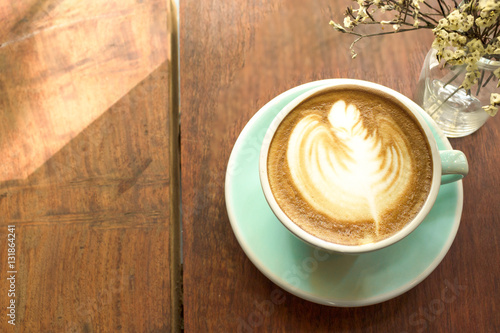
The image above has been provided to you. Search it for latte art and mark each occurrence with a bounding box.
[287,100,412,238]
[267,88,433,245]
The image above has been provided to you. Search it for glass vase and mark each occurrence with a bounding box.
[415,48,499,137]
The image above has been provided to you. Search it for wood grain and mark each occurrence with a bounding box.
[0,0,176,331]
[180,0,500,332]
[0,0,168,181]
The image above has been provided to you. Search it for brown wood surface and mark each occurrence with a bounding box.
[180,0,500,332]
[0,0,169,181]
[0,0,177,332]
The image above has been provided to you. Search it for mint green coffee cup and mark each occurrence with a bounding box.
[259,79,468,254]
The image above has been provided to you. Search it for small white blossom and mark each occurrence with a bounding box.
[344,17,354,28]
[483,105,499,116]
[479,0,500,11]
[330,21,347,32]
[442,49,455,61]
[494,67,500,79]
[491,93,500,105]
[467,39,484,50]
[466,63,479,72]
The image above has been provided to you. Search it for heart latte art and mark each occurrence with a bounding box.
[267,88,433,245]
[288,100,412,233]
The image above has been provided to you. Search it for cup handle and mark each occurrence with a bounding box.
[439,150,469,184]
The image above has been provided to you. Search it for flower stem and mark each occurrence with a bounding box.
[442,66,465,88]
[429,86,462,117]
[482,72,495,88]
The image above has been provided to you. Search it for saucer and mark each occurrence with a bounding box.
[225,80,463,307]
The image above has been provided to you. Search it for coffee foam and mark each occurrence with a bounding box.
[267,88,433,245]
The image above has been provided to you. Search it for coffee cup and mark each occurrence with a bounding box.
[259,79,468,254]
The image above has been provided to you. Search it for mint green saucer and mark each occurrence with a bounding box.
[225,80,463,307]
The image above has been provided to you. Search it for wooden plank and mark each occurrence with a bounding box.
[0,0,176,331]
[0,61,173,332]
[180,0,500,332]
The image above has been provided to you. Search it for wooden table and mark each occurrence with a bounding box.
[1,0,499,332]
[180,0,500,332]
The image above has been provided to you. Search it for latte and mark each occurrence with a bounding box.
[267,87,433,246]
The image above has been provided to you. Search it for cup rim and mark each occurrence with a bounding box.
[259,79,441,254]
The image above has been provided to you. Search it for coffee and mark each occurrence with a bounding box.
[267,87,433,246]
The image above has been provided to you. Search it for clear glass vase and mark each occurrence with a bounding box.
[415,48,499,137]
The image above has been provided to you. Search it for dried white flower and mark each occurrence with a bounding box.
[494,67,500,79]
[331,0,500,115]
[483,105,499,116]
[491,93,500,105]
[329,21,346,32]
[344,17,354,28]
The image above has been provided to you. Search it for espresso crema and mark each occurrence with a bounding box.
[267,88,433,245]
